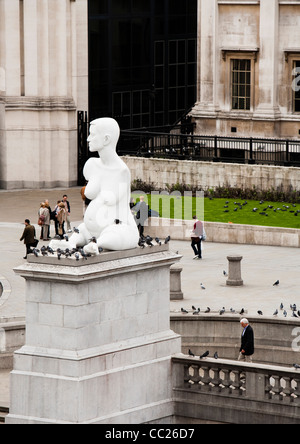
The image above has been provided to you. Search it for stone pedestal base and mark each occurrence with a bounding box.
[170,265,184,301]
[226,255,244,287]
[7,246,181,424]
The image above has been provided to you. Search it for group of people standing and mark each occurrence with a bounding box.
[38,194,72,241]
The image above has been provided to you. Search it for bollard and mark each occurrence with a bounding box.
[170,265,184,300]
[226,255,243,287]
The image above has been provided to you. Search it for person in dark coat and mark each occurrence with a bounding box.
[238,318,254,363]
[20,219,37,259]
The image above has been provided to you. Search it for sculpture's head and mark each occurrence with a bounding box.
[87,118,120,153]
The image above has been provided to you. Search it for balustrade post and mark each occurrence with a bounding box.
[245,371,266,400]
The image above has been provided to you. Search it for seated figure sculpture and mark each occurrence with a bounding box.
[50,118,139,252]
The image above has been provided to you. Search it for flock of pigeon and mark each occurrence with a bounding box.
[179,276,300,320]
[29,229,171,260]
[222,199,300,217]
[138,235,171,248]
[180,306,246,316]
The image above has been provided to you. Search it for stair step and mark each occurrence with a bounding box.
[0,407,9,424]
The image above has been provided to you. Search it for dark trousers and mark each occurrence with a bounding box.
[25,242,36,258]
[191,237,202,258]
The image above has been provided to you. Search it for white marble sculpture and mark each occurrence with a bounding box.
[50,118,139,252]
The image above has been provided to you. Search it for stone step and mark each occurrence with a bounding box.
[0,407,9,424]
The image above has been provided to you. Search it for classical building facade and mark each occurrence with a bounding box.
[0,0,88,189]
[191,0,300,139]
[1,0,300,190]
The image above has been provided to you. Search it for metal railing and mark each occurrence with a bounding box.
[119,130,300,167]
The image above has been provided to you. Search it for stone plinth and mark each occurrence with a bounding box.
[6,246,181,424]
[226,255,244,287]
[170,265,184,300]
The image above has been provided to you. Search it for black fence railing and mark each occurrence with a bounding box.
[118,130,300,167]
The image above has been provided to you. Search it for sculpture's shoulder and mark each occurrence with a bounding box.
[83,157,101,180]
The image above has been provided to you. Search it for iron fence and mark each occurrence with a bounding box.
[77,111,300,186]
[118,130,300,167]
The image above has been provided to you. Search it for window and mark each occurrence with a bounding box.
[293,60,300,113]
[231,59,251,111]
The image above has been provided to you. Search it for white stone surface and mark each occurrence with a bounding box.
[7,248,181,424]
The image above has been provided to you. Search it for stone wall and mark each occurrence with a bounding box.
[123,156,300,193]
[146,218,300,248]
[171,315,300,367]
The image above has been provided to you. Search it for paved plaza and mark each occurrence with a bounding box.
[0,187,300,320]
[0,187,300,410]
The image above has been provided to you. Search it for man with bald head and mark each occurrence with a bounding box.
[238,318,254,363]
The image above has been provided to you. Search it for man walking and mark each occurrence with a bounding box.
[238,318,254,363]
[20,219,37,259]
[191,215,204,259]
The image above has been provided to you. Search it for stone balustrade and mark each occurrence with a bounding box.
[172,354,300,424]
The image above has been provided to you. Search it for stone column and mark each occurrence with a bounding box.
[0,0,22,96]
[226,255,244,287]
[7,247,181,424]
[254,0,280,119]
[194,0,219,115]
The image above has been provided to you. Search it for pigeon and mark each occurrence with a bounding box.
[188,349,195,357]
[219,307,225,315]
[223,270,228,277]
[138,238,146,248]
[280,303,284,310]
[114,219,122,225]
[283,310,288,318]
[32,248,39,257]
[192,305,197,311]
[214,352,219,360]
[41,246,48,257]
[273,280,280,286]
[155,237,162,246]
[230,308,236,313]
[291,304,297,312]
[258,311,263,316]
[200,283,206,290]
[181,308,188,314]
[73,227,80,233]
[63,234,69,242]
[240,308,245,315]
[145,236,153,247]
[200,351,209,359]
[79,248,88,260]
[75,252,80,261]
[273,309,278,316]
[47,246,55,255]
[193,308,200,315]
[164,235,171,244]
[205,307,211,313]
[293,364,300,370]
[292,311,298,318]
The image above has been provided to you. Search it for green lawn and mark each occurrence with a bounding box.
[132,193,300,229]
